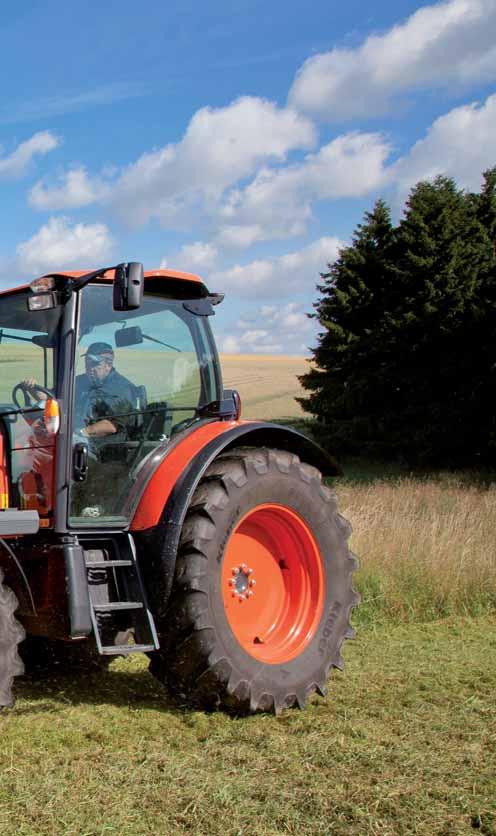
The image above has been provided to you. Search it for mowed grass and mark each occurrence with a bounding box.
[1,350,495,834]
[1,617,495,836]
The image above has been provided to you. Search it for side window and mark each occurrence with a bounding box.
[0,331,54,404]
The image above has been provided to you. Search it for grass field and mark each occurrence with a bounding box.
[1,617,495,835]
[1,352,495,834]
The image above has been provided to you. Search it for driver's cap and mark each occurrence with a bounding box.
[82,342,114,363]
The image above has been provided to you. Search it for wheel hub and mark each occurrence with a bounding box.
[228,563,256,601]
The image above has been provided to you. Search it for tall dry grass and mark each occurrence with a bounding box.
[337,475,496,624]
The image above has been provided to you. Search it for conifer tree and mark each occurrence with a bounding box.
[298,199,396,454]
[300,172,496,465]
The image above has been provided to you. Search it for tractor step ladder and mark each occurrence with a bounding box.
[84,533,160,656]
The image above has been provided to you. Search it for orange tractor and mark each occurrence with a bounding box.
[0,263,358,713]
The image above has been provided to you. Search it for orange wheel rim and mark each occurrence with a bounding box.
[221,504,325,664]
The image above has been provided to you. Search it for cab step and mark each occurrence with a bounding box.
[82,534,159,657]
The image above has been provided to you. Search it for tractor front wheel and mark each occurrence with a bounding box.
[149,448,358,713]
[0,568,25,709]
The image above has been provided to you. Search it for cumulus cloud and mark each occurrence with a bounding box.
[16,217,113,275]
[217,132,391,243]
[30,97,315,229]
[393,93,496,197]
[113,97,315,227]
[289,0,496,121]
[160,241,219,271]
[219,302,316,355]
[220,329,283,354]
[29,166,108,210]
[0,131,59,179]
[211,236,342,298]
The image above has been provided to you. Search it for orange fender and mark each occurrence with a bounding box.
[130,420,242,531]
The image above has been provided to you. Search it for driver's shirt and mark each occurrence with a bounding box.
[75,368,136,436]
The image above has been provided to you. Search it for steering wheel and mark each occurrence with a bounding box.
[12,382,54,410]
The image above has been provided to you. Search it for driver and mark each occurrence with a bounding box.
[23,341,136,441]
[74,342,135,441]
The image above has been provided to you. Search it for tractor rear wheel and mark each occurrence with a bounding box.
[149,448,359,714]
[0,568,25,709]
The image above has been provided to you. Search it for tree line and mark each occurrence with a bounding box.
[299,170,496,466]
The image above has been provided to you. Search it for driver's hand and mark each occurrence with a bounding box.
[22,379,47,401]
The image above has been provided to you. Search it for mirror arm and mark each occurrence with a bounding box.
[69,265,115,292]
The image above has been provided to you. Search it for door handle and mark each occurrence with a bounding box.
[73,443,89,482]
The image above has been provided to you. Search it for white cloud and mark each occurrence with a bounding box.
[32,97,316,229]
[220,302,315,355]
[215,224,266,250]
[29,166,108,210]
[217,132,391,243]
[289,0,496,121]
[16,217,113,276]
[113,96,315,227]
[211,236,342,298]
[160,241,219,271]
[0,131,59,179]
[393,93,496,197]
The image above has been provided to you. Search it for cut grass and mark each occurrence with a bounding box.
[1,617,495,835]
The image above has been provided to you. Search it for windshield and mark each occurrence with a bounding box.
[70,284,222,526]
[0,291,61,411]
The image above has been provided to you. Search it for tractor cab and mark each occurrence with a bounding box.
[0,264,224,534]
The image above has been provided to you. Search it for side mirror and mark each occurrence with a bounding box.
[113,262,144,311]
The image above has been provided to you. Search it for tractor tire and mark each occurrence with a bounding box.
[0,568,25,709]
[149,448,359,714]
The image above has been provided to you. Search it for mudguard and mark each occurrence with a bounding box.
[132,420,342,611]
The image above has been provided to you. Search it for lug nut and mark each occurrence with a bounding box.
[249,579,256,587]
[247,590,254,597]
[228,579,235,586]
[247,567,253,574]
[232,568,239,575]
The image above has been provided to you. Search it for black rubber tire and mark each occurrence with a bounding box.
[0,568,25,709]
[149,448,359,714]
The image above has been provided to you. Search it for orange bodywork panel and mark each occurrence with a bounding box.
[0,268,205,298]
[130,420,242,531]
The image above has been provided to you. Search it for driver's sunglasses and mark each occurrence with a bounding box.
[85,356,110,368]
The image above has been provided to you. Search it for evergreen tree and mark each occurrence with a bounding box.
[385,175,493,463]
[300,173,496,466]
[468,168,496,462]
[298,199,396,455]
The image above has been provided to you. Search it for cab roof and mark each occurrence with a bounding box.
[0,268,207,298]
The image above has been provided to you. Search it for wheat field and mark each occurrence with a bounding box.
[220,353,309,420]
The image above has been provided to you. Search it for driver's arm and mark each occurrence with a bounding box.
[22,379,48,403]
[81,419,117,437]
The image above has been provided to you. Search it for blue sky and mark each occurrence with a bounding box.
[1,0,495,354]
